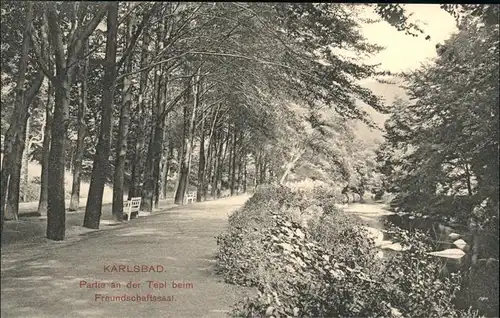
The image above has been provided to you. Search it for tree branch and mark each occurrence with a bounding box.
[116,2,159,72]
[46,3,67,74]
[115,52,191,83]
[188,51,314,77]
[67,3,107,68]
[28,25,55,83]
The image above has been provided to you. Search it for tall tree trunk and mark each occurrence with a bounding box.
[5,73,44,220]
[141,20,167,212]
[254,152,260,188]
[83,3,118,229]
[203,105,220,199]
[112,15,134,220]
[205,140,215,200]
[141,64,165,211]
[464,161,473,197]
[173,110,190,205]
[216,129,230,197]
[37,82,53,216]
[141,123,156,212]
[211,130,222,198]
[128,34,150,200]
[260,156,267,184]
[6,141,24,220]
[45,2,106,240]
[174,69,200,204]
[152,124,164,209]
[196,110,206,202]
[69,43,88,211]
[155,71,172,207]
[46,74,71,240]
[237,153,243,194]
[21,117,31,202]
[159,143,172,200]
[243,158,247,193]
[1,2,34,230]
[227,131,233,194]
[230,129,237,196]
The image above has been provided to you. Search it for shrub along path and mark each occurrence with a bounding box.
[1,195,254,318]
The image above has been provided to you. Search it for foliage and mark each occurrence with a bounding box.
[377,16,499,227]
[217,184,479,317]
[380,224,483,318]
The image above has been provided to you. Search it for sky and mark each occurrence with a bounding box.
[353,4,458,141]
[361,4,458,73]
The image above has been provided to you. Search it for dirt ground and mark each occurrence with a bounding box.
[1,195,254,318]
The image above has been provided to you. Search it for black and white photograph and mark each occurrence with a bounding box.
[1,2,498,317]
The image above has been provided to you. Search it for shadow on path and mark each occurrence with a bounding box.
[1,195,254,318]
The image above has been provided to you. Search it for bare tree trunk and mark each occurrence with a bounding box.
[159,143,172,200]
[227,131,233,194]
[243,158,247,193]
[230,129,237,196]
[112,16,134,220]
[21,117,31,202]
[37,82,53,216]
[464,162,473,197]
[141,124,156,212]
[205,140,215,200]
[260,156,267,184]
[141,20,167,212]
[141,62,165,211]
[254,151,260,188]
[174,70,200,204]
[128,34,150,200]
[83,3,118,229]
[211,130,222,198]
[279,149,304,184]
[6,142,23,220]
[236,153,242,194]
[152,122,164,209]
[46,75,71,240]
[196,109,206,202]
[1,2,34,230]
[217,130,230,197]
[203,105,220,199]
[5,73,44,220]
[69,43,88,211]
[44,2,106,240]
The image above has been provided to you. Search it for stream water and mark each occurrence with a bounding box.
[343,202,498,316]
[343,202,470,268]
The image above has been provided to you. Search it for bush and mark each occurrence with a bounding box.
[217,184,482,318]
[19,182,40,202]
[379,225,479,318]
[308,202,378,270]
[228,211,403,317]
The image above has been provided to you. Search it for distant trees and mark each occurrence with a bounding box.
[377,15,499,226]
[1,1,44,225]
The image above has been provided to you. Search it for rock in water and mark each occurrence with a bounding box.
[453,239,468,250]
[428,248,466,259]
[448,232,461,240]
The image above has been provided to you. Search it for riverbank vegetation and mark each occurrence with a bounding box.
[216,185,481,317]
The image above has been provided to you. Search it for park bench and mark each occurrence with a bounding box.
[123,197,141,221]
[186,191,196,204]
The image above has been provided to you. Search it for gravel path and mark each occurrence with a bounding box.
[1,195,253,318]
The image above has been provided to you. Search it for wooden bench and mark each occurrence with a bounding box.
[123,197,141,221]
[185,191,196,204]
